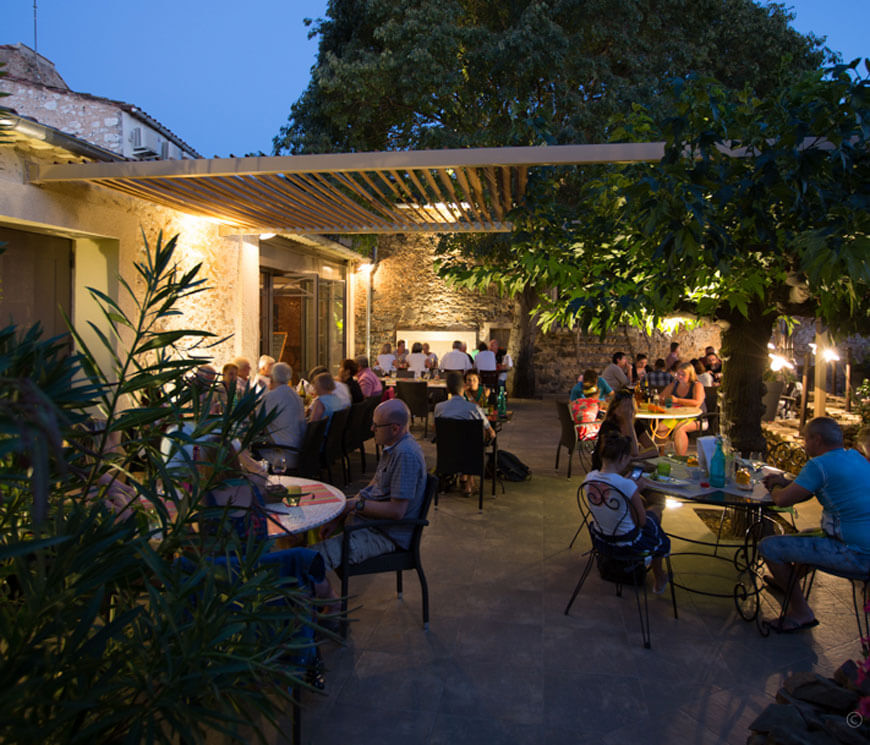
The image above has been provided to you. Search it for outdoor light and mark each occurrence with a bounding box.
[358,262,375,274]
[822,348,840,363]
[259,233,276,240]
[768,353,794,372]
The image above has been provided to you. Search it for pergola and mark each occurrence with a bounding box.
[33,143,665,234]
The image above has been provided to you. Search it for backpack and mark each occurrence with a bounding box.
[488,449,531,482]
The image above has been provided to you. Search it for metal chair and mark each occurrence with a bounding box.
[434,417,493,512]
[396,380,430,437]
[335,474,439,637]
[342,400,370,481]
[555,400,578,478]
[565,480,677,649]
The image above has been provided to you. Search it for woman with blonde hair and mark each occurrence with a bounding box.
[657,361,707,455]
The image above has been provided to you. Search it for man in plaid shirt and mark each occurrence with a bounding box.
[316,399,427,569]
[646,358,675,389]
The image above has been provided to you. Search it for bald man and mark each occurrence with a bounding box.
[315,399,427,569]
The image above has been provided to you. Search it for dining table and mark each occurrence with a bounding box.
[642,455,785,629]
[263,475,347,536]
[380,376,448,388]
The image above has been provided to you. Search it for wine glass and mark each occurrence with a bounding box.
[273,456,287,476]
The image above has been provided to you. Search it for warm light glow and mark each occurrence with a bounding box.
[769,353,795,372]
[259,233,276,240]
[808,343,817,354]
[822,348,840,362]
[358,262,375,275]
[659,316,693,334]
[767,342,776,350]
[665,498,683,510]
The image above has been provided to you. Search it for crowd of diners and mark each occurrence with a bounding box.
[568,343,724,458]
[373,337,513,386]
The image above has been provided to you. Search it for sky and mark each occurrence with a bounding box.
[2,0,868,159]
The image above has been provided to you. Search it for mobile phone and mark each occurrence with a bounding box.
[629,466,643,480]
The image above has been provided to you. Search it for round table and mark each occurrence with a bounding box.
[635,405,702,441]
[381,377,447,388]
[264,476,346,535]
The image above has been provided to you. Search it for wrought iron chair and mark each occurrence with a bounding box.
[335,474,439,638]
[565,479,677,649]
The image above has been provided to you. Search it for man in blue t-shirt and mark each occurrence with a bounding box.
[760,417,870,633]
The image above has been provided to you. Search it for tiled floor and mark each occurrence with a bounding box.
[288,399,863,745]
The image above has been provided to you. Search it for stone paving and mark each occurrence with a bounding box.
[288,398,865,745]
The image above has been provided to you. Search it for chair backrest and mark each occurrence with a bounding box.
[409,474,439,550]
[396,381,429,417]
[434,417,486,477]
[556,400,577,448]
[360,394,380,442]
[580,479,640,545]
[294,417,328,479]
[703,386,719,413]
[322,406,351,464]
[395,369,415,378]
[343,400,369,452]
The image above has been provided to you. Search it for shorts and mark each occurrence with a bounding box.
[314,527,398,571]
[759,533,870,578]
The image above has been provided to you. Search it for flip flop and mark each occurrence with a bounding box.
[766,616,819,634]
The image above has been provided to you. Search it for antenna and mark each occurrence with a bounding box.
[33,0,38,53]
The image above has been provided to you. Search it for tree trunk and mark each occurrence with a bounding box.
[719,310,774,455]
[509,286,539,398]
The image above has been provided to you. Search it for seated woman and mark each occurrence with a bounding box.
[691,358,714,387]
[407,342,428,377]
[591,389,657,472]
[656,361,707,456]
[463,370,490,407]
[570,370,602,441]
[307,372,350,429]
[375,343,396,376]
[583,433,670,593]
[338,358,365,403]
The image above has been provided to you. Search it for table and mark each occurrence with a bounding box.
[381,376,447,388]
[635,404,701,441]
[263,476,346,535]
[643,457,782,628]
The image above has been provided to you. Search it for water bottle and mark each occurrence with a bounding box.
[710,436,726,488]
[497,388,507,417]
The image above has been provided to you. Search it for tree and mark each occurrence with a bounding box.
[277,0,827,395]
[478,65,869,452]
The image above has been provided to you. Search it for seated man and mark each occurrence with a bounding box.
[314,399,427,573]
[435,372,493,495]
[760,417,870,632]
[440,340,472,373]
[259,362,306,470]
[600,352,631,393]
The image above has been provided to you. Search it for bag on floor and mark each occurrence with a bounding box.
[488,450,531,481]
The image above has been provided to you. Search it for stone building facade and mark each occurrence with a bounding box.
[354,233,722,395]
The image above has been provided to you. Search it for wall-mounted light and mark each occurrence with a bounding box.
[822,348,840,363]
[358,262,375,275]
[768,353,795,372]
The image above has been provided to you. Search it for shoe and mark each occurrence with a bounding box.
[765,616,819,634]
[652,578,670,595]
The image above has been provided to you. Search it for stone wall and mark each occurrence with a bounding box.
[353,233,723,395]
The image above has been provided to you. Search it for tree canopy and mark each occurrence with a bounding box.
[276,0,826,154]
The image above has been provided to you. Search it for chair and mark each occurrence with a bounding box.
[320,407,351,486]
[570,398,602,473]
[253,418,328,480]
[434,417,491,512]
[396,380,430,437]
[342,400,370,481]
[335,474,439,637]
[395,370,415,379]
[555,400,578,478]
[564,480,677,649]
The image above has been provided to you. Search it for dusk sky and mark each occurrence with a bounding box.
[3,1,868,159]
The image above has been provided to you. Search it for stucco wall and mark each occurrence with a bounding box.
[354,233,723,395]
[0,141,258,371]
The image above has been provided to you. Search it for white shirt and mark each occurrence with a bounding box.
[333,380,352,408]
[474,349,497,371]
[498,352,513,383]
[440,349,472,372]
[407,352,428,375]
[376,353,396,374]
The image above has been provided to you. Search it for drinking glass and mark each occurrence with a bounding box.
[274,456,287,475]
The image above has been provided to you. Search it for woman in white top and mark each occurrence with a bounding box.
[375,342,396,375]
[691,358,714,387]
[583,433,670,593]
[407,342,428,377]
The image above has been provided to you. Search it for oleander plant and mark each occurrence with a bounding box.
[0,232,316,744]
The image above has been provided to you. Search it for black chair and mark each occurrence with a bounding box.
[342,400,370,482]
[320,407,351,486]
[335,474,439,637]
[555,400,578,478]
[253,418,328,480]
[434,417,493,512]
[395,369,415,379]
[564,480,677,649]
[396,380,430,437]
